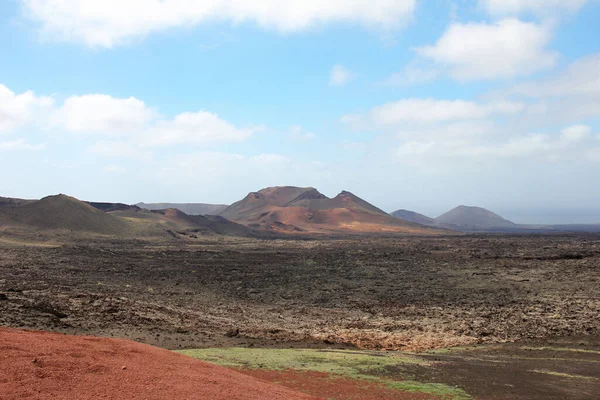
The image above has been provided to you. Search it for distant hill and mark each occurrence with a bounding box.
[0,194,259,238]
[88,202,141,213]
[109,207,260,237]
[392,205,600,233]
[435,206,518,231]
[0,196,35,208]
[136,202,228,215]
[219,186,449,235]
[0,194,131,235]
[391,210,435,226]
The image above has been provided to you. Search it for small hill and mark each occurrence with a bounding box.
[137,202,228,215]
[150,208,207,230]
[392,209,435,226]
[435,205,517,231]
[219,186,449,235]
[0,194,131,235]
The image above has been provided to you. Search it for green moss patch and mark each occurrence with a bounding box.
[178,348,471,399]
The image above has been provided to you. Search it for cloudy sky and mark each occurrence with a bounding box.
[1,0,599,223]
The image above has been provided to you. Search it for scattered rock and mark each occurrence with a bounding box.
[225,329,240,338]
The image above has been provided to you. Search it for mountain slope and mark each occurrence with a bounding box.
[435,206,517,231]
[136,202,228,215]
[392,209,435,226]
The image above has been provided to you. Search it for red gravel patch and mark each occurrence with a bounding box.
[0,328,317,400]
[235,369,441,400]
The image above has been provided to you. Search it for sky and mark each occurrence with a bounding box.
[0,0,599,224]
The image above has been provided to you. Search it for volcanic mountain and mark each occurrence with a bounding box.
[219,186,448,235]
[435,205,518,231]
[0,194,131,235]
[136,202,228,215]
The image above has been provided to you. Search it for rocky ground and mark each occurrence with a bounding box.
[0,234,598,352]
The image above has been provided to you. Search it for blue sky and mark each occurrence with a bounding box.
[1,0,599,223]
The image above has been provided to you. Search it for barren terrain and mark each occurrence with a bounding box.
[1,233,599,398]
[1,234,598,351]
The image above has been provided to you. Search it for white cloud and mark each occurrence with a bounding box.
[0,138,45,151]
[154,151,292,187]
[416,19,557,80]
[479,0,589,17]
[0,84,260,153]
[88,141,152,160]
[396,140,435,157]
[54,94,155,134]
[248,154,290,165]
[289,126,316,141]
[507,53,600,98]
[0,84,54,132]
[561,125,591,142]
[329,65,355,86]
[394,124,594,164]
[382,64,439,86]
[145,111,256,146]
[585,147,600,163]
[396,120,495,140]
[1,86,256,148]
[103,164,127,173]
[21,0,416,47]
[342,142,368,152]
[346,98,524,126]
[492,53,600,122]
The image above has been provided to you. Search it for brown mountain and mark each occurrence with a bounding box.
[435,205,517,231]
[0,194,131,235]
[219,186,449,235]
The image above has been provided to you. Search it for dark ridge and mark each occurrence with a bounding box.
[88,202,141,213]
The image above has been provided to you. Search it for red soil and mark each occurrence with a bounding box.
[236,369,441,400]
[0,328,317,400]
